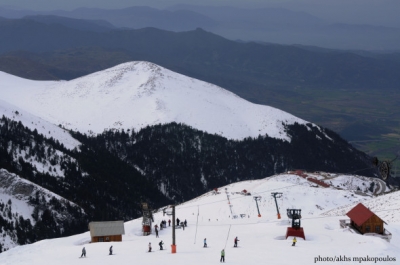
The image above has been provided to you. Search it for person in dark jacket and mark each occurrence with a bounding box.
[159,240,164,250]
[220,249,225,262]
[81,247,86,258]
[109,245,113,255]
[234,237,239,247]
[203,238,207,247]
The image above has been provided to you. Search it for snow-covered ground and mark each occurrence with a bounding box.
[0,174,398,265]
[0,61,308,141]
[0,99,80,150]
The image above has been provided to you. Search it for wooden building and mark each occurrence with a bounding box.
[346,203,385,234]
[89,221,125,243]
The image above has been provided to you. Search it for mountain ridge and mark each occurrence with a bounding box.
[0,61,308,140]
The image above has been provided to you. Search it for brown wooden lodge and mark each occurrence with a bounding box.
[89,221,125,243]
[346,203,385,234]
[340,202,392,242]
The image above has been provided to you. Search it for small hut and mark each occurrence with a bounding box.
[89,221,125,243]
[346,203,385,234]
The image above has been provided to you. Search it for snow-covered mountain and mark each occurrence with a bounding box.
[0,60,389,253]
[0,61,307,141]
[0,99,81,151]
[0,174,398,264]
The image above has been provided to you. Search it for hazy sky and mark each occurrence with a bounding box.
[1,0,400,27]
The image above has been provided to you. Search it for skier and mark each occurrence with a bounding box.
[220,249,225,263]
[155,224,159,238]
[292,237,297,246]
[203,238,207,248]
[184,219,187,227]
[148,242,152,252]
[168,219,171,226]
[80,247,86,258]
[109,245,113,255]
[234,236,239,247]
[159,240,164,250]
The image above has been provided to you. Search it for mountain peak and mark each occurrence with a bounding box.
[1,61,307,140]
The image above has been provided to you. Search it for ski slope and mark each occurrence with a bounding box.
[0,174,398,265]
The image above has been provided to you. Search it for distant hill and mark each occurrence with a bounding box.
[167,4,400,50]
[3,5,399,50]
[23,15,115,32]
[1,19,399,91]
[0,6,218,31]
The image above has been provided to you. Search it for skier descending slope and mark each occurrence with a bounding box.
[80,247,86,258]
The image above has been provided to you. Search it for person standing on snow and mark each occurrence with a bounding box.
[148,242,152,252]
[292,237,297,246]
[81,247,86,258]
[168,219,171,226]
[203,238,207,248]
[234,236,239,247]
[109,245,113,255]
[154,224,159,237]
[159,240,164,250]
[220,249,225,262]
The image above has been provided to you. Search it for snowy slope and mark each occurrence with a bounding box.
[0,169,86,251]
[0,99,80,150]
[0,174,398,264]
[0,61,307,141]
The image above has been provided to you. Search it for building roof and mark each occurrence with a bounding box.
[346,203,382,226]
[89,221,125,237]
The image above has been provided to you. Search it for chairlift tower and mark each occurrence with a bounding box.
[271,192,282,219]
[253,196,262,217]
[166,205,177,253]
[141,202,154,236]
